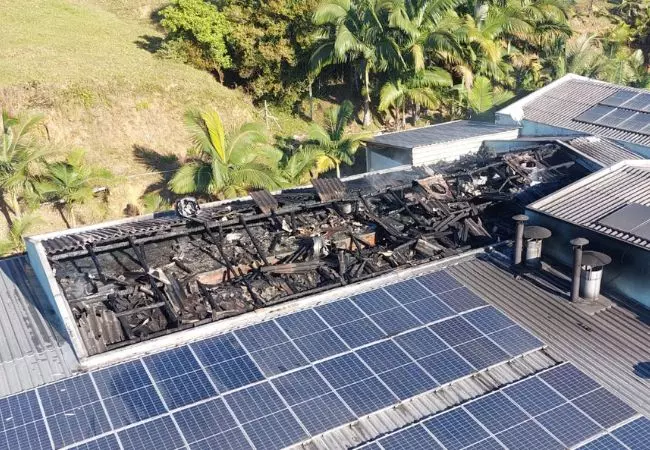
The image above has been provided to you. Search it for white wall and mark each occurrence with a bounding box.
[411,130,519,166]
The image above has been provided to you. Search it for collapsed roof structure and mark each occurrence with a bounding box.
[28,145,587,358]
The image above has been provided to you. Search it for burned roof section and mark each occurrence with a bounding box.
[43,146,588,356]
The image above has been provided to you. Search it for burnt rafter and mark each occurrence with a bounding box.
[52,145,587,356]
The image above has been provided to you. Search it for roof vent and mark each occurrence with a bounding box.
[569,238,612,302]
[523,226,552,269]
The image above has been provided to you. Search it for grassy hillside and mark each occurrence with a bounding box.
[0,0,308,232]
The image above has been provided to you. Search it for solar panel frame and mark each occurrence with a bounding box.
[393,328,449,360]
[204,355,265,392]
[271,367,331,406]
[502,377,565,417]
[495,419,563,450]
[248,341,308,377]
[293,328,349,362]
[429,316,483,347]
[241,408,308,450]
[423,407,489,449]
[488,325,544,357]
[418,349,474,384]
[454,337,510,370]
[536,403,602,447]
[173,398,239,444]
[539,363,601,400]
[378,362,438,400]
[611,417,650,448]
[336,376,398,416]
[223,382,285,423]
[572,388,637,428]
[464,392,529,434]
[67,434,121,450]
[351,289,400,314]
[402,295,455,324]
[436,287,487,313]
[383,279,434,304]
[415,271,462,293]
[369,306,422,336]
[290,392,355,435]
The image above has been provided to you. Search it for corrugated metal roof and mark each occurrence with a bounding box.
[529,160,650,249]
[448,253,650,416]
[0,256,77,397]
[566,136,642,167]
[500,75,650,147]
[370,120,518,150]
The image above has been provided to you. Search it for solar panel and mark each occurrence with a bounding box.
[465,438,507,450]
[595,107,635,127]
[429,316,483,346]
[536,403,602,447]
[370,307,422,335]
[3,419,50,450]
[356,340,412,374]
[351,289,400,314]
[0,391,41,432]
[291,392,355,435]
[191,333,246,364]
[539,364,601,400]
[333,317,386,348]
[379,425,443,449]
[573,388,637,428]
[424,407,489,449]
[618,112,650,133]
[101,382,167,427]
[465,392,528,433]
[271,367,331,405]
[393,328,449,360]
[611,417,650,448]
[173,398,238,444]
[118,416,184,450]
[599,203,650,241]
[403,295,455,324]
[600,90,637,107]
[275,309,328,339]
[249,341,308,376]
[502,377,565,416]
[314,299,365,326]
[578,435,627,450]
[241,408,307,450]
[379,363,438,400]
[383,279,433,304]
[293,329,348,361]
[316,353,373,389]
[234,320,287,351]
[223,382,285,423]
[488,325,543,357]
[67,434,121,450]
[205,355,264,392]
[495,419,563,450]
[416,271,462,293]
[436,287,486,312]
[575,105,614,123]
[617,92,650,111]
[337,377,398,416]
[464,306,515,334]
[454,337,510,370]
[418,349,474,384]
[190,427,253,450]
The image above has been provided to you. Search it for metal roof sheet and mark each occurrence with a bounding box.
[448,253,650,416]
[499,75,650,147]
[529,160,650,249]
[566,136,642,167]
[0,256,77,397]
[370,120,518,150]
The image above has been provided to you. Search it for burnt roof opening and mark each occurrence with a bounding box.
[43,145,588,356]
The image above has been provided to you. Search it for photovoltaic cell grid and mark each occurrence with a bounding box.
[359,362,648,450]
[0,270,550,450]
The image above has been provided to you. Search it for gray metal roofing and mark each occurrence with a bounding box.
[449,253,650,416]
[566,136,642,167]
[0,255,77,397]
[370,120,518,150]
[529,160,650,249]
[518,76,650,146]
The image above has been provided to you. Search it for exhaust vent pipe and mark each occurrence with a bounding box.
[570,238,589,302]
[569,238,612,302]
[512,214,529,266]
[523,226,551,269]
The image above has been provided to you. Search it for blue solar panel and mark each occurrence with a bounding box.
[465,392,528,433]
[249,341,307,376]
[337,377,397,416]
[464,438,505,450]
[495,419,563,450]
[611,417,650,448]
[224,382,285,423]
[204,355,264,392]
[0,390,41,432]
[316,353,373,389]
[370,307,421,336]
[424,407,489,449]
[503,377,565,416]
[489,325,543,356]
[315,299,365,326]
[418,349,474,384]
[291,392,355,435]
[92,360,152,397]
[333,317,386,348]
[429,317,482,346]
[118,415,184,450]
[379,363,438,400]
[454,337,509,370]
[416,271,462,293]
[575,105,614,123]
[383,279,433,304]
[191,333,246,365]
[293,328,348,361]
[601,90,637,107]
[271,367,331,405]
[403,295,455,324]
[155,369,216,410]
[242,408,307,450]
[101,384,166,427]
[436,287,486,312]
[356,340,412,374]
[578,435,628,450]
[463,306,515,334]
[39,374,100,415]
[275,309,328,338]
[379,424,442,449]
[536,403,602,447]
[235,320,287,351]
[144,346,202,381]
[189,427,253,450]
[173,398,238,444]
[2,419,51,450]
[351,289,400,314]
[46,401,112,448]
[67,434,120,450]
[393,328,449,360]
[539,364,601,400]
[573,388,637,428]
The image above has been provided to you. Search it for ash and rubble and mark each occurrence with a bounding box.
[47,144,588,355]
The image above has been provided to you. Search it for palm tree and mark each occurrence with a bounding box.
[306,100,372,177]
[39,149,113,228]
[379,68,452,127]
[311,0,405,126]
[462,75,514,116]
[169,110,283,199]
[553,34,603,79]
[0,110,48,226]
[0,214,40,256]
[280,147,327,186]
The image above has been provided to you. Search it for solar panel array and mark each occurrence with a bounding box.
[574,91,650,135]
[0,270,548,450]
[359,363,647,450]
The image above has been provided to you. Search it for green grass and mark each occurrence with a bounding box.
[0,0,311,234]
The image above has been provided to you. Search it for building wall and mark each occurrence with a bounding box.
[526,209,650,308]
[411,130,519,166]
[366,145,412,172]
